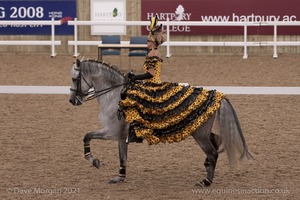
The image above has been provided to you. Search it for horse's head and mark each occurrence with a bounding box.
[69,58,129,106]
[69,59,93,106]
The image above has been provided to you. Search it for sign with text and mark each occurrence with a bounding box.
[0,0,76,35]
[141,0,300,35]
[90,0,126,35]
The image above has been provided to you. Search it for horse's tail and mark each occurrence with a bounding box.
[217,98,253,166]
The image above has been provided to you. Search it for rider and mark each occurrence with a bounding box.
[119,16,224,144]
[120,16,165,143]
[127,16,165,84]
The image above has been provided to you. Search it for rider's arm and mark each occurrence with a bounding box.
[128,71,153,82]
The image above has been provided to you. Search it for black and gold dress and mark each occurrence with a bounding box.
[119,56,224,145]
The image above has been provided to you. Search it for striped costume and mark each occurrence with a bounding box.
[119,56,224,145]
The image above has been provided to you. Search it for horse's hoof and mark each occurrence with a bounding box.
[195,178,212,187]
[108,176,126,184]
[92,159,100,168]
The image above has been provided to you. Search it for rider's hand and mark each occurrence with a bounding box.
[127,72,136,82]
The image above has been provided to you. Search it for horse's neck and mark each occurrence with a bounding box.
[91,73,124,115]
[96,87,123,125]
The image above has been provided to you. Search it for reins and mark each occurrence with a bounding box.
[84,82,130,102]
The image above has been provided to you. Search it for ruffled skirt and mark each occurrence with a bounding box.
[119,82,224,145]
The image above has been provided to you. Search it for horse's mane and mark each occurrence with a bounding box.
[80,59,126,82]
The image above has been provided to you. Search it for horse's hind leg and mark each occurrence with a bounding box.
[193,134,219,186]
[210,132,221,152]
[203,133,220,174]
[203,132,220,181]
[192,116,219,186]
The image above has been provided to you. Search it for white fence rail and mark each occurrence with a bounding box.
[0,18,61,57]
[1,18,300,58]
[1,85,300,95]
[68,18,300,59]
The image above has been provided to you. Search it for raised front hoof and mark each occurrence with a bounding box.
[195,178,212,187]
[92,159,100,169]
[108,176,126,184]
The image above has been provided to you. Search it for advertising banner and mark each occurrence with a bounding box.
[141,0,300,35]
[90,0,126,35]
[0,0,76,35]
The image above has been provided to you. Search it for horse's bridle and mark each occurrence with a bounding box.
[70,66,92,103]
[70,65,129,102]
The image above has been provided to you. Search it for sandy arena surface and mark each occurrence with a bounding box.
[0,54,299,200]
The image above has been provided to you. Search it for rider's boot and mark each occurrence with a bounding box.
[126,124,143,143]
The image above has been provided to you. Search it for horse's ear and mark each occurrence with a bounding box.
[76,59,80,68]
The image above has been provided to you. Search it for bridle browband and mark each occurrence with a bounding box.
[70,61,130,102]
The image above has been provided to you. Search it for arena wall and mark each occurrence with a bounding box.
[0,0,299,56]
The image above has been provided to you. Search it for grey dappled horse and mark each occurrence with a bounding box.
[69,59,253,186]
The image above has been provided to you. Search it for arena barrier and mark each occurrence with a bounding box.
[0,18,61,57]
[0,85,299,95]
[1,19,299,58]
[68,18,300,59]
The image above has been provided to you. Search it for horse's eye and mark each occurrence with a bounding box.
[72,78,77,81]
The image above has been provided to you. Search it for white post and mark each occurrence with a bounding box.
[73,18,79,57]
[51,17,57,57]
[243,22,248,59]
[273,22,278,59]
[165,18,171,58]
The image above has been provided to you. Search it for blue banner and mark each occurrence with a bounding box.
[0,0,76,35]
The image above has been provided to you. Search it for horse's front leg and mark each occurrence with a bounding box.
[83,130,118,168]
[108,139,128,184]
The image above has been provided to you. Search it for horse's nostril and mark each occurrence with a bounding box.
[69,99,73,104]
